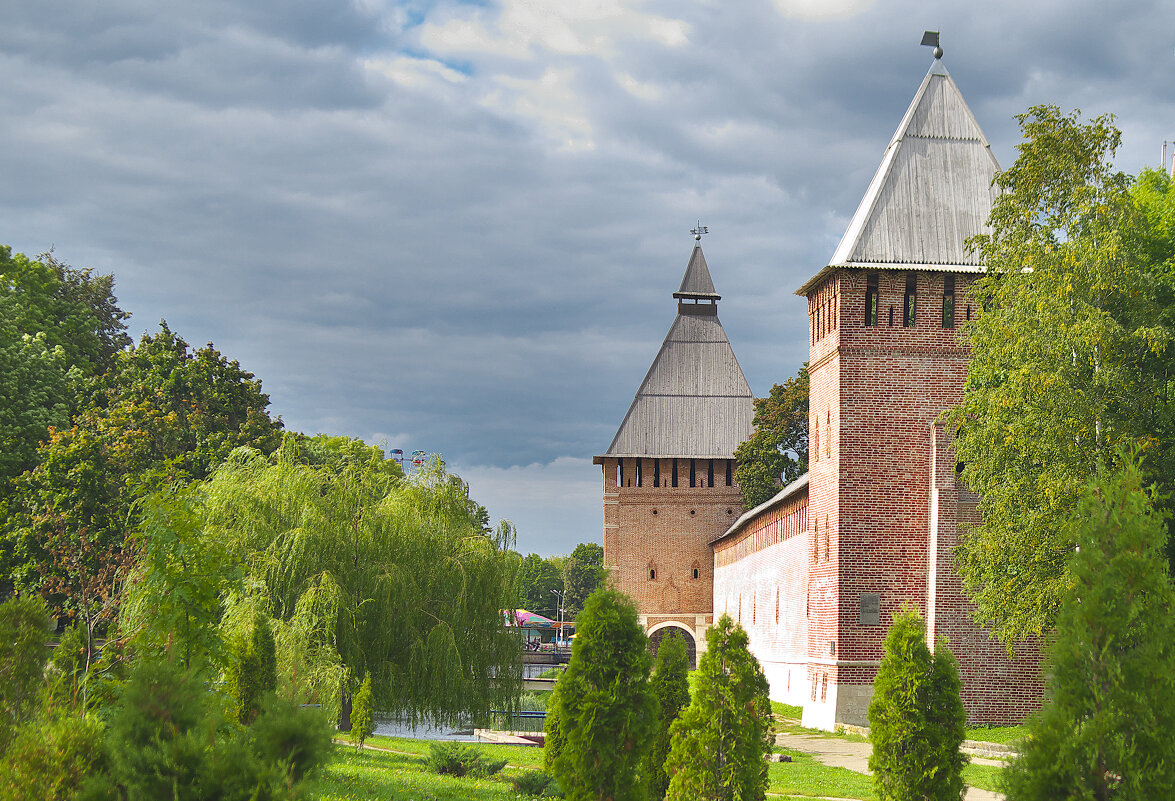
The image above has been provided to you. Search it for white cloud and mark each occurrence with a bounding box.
[418,0,690,60]
[771,0,876,21]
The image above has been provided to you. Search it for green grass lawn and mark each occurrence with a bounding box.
[326,732,1005,801]
[315,745,527,800]
[771,700,803,719]
[965,723,1028,746]
[360,734,545,769]
[769,749,875,799]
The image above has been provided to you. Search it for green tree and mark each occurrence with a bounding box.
[1004,453,1175,800]
[226,611,278,724]
[4,323,282,605]
[351,672,375,749]
[649,629,691,799]
[867,608,967,801]
[0,247,130,380]
[665,615,772,801]
[120,484,241,673]
[734,365,809,510]
[201,437,520,725]
[563,551,605,619]
[0,246,130,498]
[546,586,656,801]
[0,595,52,752]
[0,329,69,489]
[950,106,1175,642]
[516,552,564,614]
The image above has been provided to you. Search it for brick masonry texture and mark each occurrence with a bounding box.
[602,456,742,656]
[600,268,1043,728]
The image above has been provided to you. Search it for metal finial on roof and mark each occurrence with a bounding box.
[921,30,942,59]
[690,221,709,241]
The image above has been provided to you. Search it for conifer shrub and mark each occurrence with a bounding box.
[350,672,375,749]
[545,586,656,801]
[1003,456,1175,800]
[649,629,691,799]
[867,607,966,801]
[0,713,105,801]
[78,658,332,800]
[513,769,563,797]
[664,614,773,801]
[226,611,278,724]
[426,741,507,777]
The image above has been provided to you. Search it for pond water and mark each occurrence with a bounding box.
[373,718,480,742]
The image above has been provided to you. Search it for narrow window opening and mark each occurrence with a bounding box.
[903,273,917,327]
[966,304,972,321]
[943,274,955,329]
[653,459,660,487]
[725,460,732,486]
[619,460,625,487]
[672,460,678,487]
[635,459,643,487]
[649,569,656,580]
[864,273,879,326]
[708,460,714,488]
[888,305,894,326]
[690,460,696,488]
[693,568,700,580]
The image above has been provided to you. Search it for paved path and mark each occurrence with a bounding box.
[775,732,1006,801]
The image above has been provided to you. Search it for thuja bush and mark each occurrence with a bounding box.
[545,586,655,801]
[226,611,278,724]
[0,713,105,801]
[350,672,375,749]
[76,658,332,800]
[867,608,967,801]
[1004,455,1175,800]
[649,630,691,799]
[665,615,773,801]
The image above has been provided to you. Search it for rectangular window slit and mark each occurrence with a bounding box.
[904,273,917,327]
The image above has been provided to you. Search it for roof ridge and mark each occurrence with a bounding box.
[796,58,1001,296]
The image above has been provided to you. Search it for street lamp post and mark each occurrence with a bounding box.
[550,589,566,650]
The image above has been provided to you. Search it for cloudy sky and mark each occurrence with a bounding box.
[2,0,1171,555]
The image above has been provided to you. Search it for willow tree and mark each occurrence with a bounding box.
[201,437,521,725]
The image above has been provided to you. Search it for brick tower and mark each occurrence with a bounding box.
[794,56,1042,728]
[595,241,753,664]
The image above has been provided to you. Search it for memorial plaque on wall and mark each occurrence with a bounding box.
[860,593,880,625]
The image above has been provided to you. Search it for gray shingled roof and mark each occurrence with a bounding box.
[601,247,753,459]
[796,58,1001,296]
[674,245,721,299]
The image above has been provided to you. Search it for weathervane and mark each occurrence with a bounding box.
[921,30,943,59]
[690,221,709,241]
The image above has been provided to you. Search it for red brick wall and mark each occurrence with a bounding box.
[802,268,1041,726]
[929,423,1044,724]
[602,456,740,646]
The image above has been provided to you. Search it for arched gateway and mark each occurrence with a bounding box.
[648,623,697,670]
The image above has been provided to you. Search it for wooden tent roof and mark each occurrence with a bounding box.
[598,245,753,461]
[797,58,1001,296]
